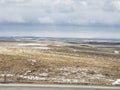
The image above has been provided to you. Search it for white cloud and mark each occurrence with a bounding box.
[0,0,28,3]
[0,0,120,26]
[81,1,88,7]
[112,0,120,10]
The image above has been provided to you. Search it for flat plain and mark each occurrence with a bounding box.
[0,37,120,85]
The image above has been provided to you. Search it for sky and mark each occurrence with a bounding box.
[0,0,120,38]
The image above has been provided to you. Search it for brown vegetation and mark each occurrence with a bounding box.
[0,41,120,85]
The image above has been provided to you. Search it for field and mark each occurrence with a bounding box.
[0,37,120,85]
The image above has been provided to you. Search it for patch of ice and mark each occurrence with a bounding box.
[112,79,120,85]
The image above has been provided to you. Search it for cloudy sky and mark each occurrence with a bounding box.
[0,0,120,38]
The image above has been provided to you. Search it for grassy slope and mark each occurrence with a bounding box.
[0,41,120,85]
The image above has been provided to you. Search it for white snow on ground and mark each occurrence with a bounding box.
[39,73,49,77]
[114,50,119,54]
[0,74,46,81]
[112,79,120,85]
[24,70,32,75]
[0,74,14,77]
[56,67,113,83]
[18,75,46,80]
[33,47,50,50]
[0,67,114,84]
[17,43,48,47]
[31,60,37,63]
[16,43,50,50]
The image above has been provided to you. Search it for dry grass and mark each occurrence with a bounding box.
[0,41,120,85]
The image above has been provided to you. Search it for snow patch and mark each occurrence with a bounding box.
[16,43,50,50]
[33,47,50,50]
[114,50,119,54]
[0,74,14,77]
[24,70,32,75]
[31,59,37,63]
[112,79,120,85]
[17,43,48,47]
[39,73,49,77]
[18,75,46,80]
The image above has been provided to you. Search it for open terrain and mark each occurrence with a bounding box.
[0,37,120,85]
